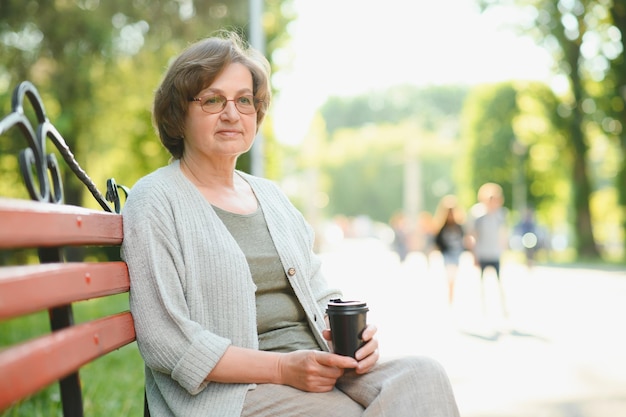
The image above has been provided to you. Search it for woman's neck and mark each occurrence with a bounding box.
[179,157,258,214]
[180,156,236,189]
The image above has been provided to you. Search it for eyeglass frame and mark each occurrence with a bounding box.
[188,93,265,115]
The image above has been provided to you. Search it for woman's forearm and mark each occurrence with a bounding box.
[205,345,282,384]
[205,345,358,393]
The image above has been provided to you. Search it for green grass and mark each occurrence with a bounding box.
[0,294,145,417]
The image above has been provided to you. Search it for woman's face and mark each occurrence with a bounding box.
[183,62,257,162]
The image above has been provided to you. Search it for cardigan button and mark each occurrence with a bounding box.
[287,267,296,276]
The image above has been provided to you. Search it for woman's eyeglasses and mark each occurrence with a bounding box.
[189,94,264,114]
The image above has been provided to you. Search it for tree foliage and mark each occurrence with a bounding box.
[321,84,469,136]
[459,81,570,229]
[313,76,620,260]
[478,0,625,257]
[460,83,518,205]
[0,0,294,207]
[315,85,469,223]
[603,2,626,249]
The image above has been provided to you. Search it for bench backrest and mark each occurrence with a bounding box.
[0,82,143,416]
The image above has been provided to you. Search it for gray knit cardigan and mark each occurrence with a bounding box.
[121,161,341,417]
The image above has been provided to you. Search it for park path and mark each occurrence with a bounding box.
[319,238,626,417]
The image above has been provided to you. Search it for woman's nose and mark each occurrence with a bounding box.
[220,100,241,120]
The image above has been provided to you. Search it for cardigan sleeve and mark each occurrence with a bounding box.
[122,172,232,395]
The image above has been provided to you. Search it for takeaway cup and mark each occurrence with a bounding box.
[326,299,369,358]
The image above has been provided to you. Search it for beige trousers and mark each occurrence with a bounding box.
[241,356,460,417]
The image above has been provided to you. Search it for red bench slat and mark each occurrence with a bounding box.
[0,197,123,248]
[0,262,130,319]
[0,311,136,411]
[0,81,146,415]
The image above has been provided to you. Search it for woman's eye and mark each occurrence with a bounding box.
[238,96,253,105]
[204,96,224,105]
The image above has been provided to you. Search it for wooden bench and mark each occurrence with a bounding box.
[0,81,149,416]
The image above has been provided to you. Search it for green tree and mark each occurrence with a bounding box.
[313,86,467,225]
[478,0,622,258]
[460,81,572,240]
[321,85,468,136]
[0,0,294,208]
[323,125,405,223]
[605,2,626,254]
[459,83,518,208]
[513,82,571,227]
[316,120,458,225]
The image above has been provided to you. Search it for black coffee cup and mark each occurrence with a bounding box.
[326,299,369,358]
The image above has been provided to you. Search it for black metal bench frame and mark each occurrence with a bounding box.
[0,81,149,417]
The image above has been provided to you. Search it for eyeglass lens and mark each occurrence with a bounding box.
[199,95,258,114]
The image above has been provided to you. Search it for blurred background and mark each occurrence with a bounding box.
[1,0,625,416]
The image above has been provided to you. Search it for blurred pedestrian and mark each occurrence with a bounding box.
[417,210,436,258]
[433,195,467,305]
[390,211,409,262]
[514,208,541,268]
[468,183,509,316]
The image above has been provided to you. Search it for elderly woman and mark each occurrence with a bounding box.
[122,31,460,417]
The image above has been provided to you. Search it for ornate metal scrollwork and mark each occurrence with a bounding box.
[0,81,126,213]
[106,178,130,215]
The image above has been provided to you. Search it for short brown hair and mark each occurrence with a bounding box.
[153,31,271,159]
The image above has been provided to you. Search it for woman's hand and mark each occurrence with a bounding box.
[276,350,357,392]
[205,326,379,393]
[206,346,356,392]
[354,324,379,374]
[322,324,379,375]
